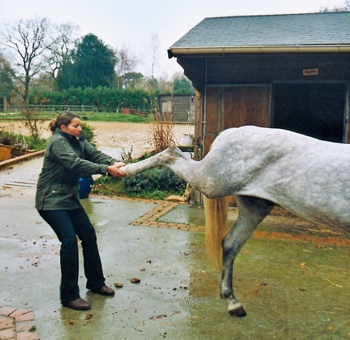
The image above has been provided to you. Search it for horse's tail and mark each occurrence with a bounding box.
[203,196,230,270]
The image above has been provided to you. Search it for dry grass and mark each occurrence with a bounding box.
[149,111,175,153]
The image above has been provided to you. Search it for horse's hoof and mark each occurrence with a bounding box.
[228,303,247,317]
[118,166,127,175]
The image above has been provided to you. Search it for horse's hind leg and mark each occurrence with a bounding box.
[221,195,274,317]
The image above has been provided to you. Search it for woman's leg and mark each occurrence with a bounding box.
[68,205,106,291]
[38,210,80,302]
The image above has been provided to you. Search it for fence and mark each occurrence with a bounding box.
[1,104,96,115]
[122,108,148,117]
[0,105,150,119]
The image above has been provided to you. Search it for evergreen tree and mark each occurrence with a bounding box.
[172,75,195,94]
[121,72,143,88]
[57,34,117,90]
[55,57,77,91]
[0,55,16,104]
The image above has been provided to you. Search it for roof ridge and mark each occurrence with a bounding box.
[203,11,350,20]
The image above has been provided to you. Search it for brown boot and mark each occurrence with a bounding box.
[62,298,91,310]
[90,285,115,296]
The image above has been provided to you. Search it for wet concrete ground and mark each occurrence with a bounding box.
[1,158,350,339]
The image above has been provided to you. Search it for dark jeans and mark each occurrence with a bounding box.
[39,206,105,302]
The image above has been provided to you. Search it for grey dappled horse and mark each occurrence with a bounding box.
[119,125,350,317]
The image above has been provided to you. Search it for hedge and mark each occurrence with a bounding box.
[28,87,158,112]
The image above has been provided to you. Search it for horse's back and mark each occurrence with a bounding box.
[212,126,350,170]
[208,126,350,229]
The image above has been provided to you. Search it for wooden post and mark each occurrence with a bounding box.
[3,97,6,112]
[194,90,204,204]
[194,90,204,161]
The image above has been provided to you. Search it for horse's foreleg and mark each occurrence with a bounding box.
[118,146,189,176]
[221,196,274,317]
[119,146,197,184]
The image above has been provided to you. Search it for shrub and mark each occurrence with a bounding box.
[92,167,186,200]
[26,136,47,151]
[81,122,96,146]
[122,167,186,194]
[0,130,47,156]
[92,149,187,200]
[0,131,47,151]
[0,133,15,145]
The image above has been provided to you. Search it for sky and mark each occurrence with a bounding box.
[0,0,346,79]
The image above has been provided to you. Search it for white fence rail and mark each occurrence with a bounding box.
[1,104,96,114]
[0,105,150,118]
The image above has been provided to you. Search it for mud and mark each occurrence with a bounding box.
[0,121,194,155]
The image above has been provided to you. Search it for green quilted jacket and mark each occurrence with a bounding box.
[35,129,117,211]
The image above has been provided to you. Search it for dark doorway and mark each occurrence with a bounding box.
[273,83,346,142]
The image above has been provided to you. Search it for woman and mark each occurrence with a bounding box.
[36,111,125,310]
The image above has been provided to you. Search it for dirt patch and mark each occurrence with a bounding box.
[0,121,194,154]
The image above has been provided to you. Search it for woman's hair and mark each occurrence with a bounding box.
[49,111,80,132]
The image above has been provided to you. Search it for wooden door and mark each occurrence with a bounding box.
[204,85,271,155]
[203,85,271,205]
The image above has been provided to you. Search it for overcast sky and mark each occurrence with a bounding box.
[0,0,346,79]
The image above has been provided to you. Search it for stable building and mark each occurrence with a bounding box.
[158,94,195,123]
[167,12,350,161]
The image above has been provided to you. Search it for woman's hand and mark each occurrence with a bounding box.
[107,162,126,178]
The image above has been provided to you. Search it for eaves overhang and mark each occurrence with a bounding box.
[168,45,350,58]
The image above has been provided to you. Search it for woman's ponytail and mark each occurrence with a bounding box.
[49,119,58,132]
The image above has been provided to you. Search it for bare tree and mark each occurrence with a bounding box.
[115,44,139,87]
[142,34,160,81]
[0,17,53,102]
[116,45,138,76]
[320,0,350,11]
[47,22,80,86]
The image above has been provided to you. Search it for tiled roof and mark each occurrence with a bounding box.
[169,12,350,54]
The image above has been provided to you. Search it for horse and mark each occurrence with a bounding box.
[119,125,350,317]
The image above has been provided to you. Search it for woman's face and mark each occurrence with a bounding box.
[61,117,82,138]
